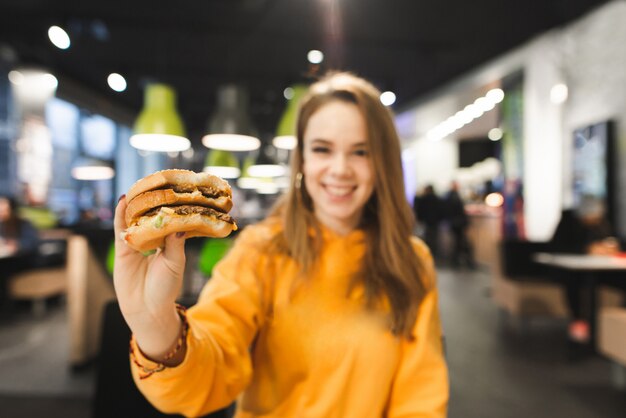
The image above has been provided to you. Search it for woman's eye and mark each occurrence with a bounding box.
[312,146,330,154]
[353,149,369,157]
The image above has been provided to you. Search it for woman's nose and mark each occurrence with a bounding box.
[328,153,350,176]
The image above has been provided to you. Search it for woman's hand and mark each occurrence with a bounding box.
[113,195,187,360]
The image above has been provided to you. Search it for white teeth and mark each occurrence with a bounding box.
[325,185,353,197]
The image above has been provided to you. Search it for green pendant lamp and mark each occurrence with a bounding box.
[203,149,241,179]
[272,84,309,150]
[130,83,190,152]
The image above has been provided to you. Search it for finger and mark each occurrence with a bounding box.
[162,232,187,272]
[113,195,134,256]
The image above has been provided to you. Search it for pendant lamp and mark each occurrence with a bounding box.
[130,83,190,152]
[247,144,286,178]
[236,154,260,189]
[272,84,309,150]
[203,149,241,179]
[202,84,260,151]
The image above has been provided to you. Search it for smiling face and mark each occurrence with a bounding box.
[302,100,375,235]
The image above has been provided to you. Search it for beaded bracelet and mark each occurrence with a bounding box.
[129,303,189,380]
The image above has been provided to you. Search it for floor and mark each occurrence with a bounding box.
[0,298,94,417]
[439,267,626,418]
[0,267,625,417]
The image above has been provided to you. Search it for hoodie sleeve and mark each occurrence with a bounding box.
[386,238,449,418]
[130,226,270,417]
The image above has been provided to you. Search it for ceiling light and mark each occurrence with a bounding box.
[474,97,494,112]
[236,156,262,188]
[247,146,286,178]
[130,83,189,152]
[130,134,189,152]
[458,110,473,125]
[237,176,261,189]
[202,84,260,151]
[272,135,297,150]
[253,177,282,195]
[203,166,241,179]
[107,73,127,92]
[8,70,24,85]
[202,134,260,151]
[283,87,295,100]
[248,164,286,178]
[486,88,505,103]
[550,83,568,104]
[256,182,280,195]
[464,103,484,119]
[48,26,71,50]
[449,114,464,130]
[203,149,241,179]
[426,87,504,141]
[488,128,503,141]
[307,50,324,64]
[71,158,115,180]
[380,91,396,106]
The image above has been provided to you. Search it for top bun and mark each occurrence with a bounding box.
[126,169,232,203]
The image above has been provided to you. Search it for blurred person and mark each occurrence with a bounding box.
[113,73,448,417]
[75,208,101,229]
[413,184,444,258]
[444,181,476,269]
[549,200,619,343]
[0,195,39,255]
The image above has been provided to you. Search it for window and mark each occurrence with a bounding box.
[80,113,116,159]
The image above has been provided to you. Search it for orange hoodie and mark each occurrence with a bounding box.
[131,222,449,417]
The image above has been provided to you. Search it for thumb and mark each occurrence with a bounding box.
[162,232,187,272]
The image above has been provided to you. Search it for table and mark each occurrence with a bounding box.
[533,252,626,350]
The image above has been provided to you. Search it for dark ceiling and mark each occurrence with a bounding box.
[0,0,612,147]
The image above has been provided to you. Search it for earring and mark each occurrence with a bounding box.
[295,172,303,189]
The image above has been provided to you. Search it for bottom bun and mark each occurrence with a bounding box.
[123,213,236,253]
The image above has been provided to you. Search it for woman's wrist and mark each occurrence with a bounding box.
[133,304,188,365]
[130,304,189,379]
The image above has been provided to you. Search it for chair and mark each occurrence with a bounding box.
[599,307,626,389]
[66,234,117,367]
[8,230,71,315]
[491,240,569,322]
[93,300,234,418]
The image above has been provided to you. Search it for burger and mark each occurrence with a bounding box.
[122,169,237,253]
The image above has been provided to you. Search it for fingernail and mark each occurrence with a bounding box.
[176,232,185,238]
[117,194,126,203]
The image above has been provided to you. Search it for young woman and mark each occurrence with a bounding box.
[113,72,449,417]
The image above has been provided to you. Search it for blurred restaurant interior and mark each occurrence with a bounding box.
[1,0,626,417]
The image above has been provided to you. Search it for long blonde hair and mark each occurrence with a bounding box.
[269,72,428,337]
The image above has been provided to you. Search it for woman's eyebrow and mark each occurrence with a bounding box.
[351,141,368,148]
[307,138,368,147]
[308,138,332,146]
